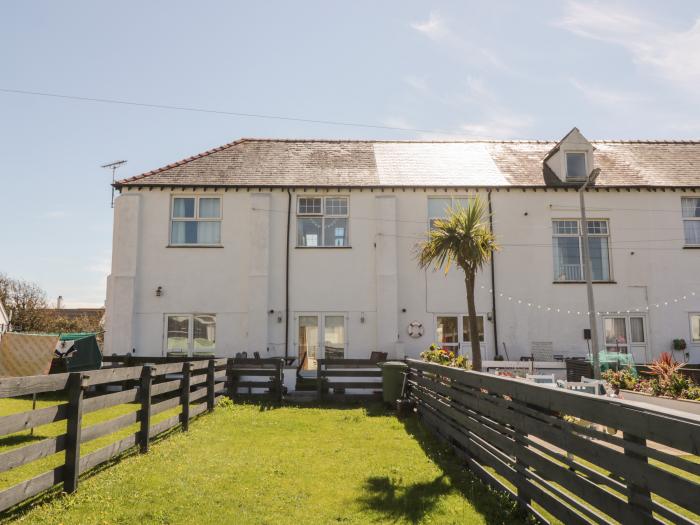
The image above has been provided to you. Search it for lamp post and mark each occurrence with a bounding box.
[579,168,601,379]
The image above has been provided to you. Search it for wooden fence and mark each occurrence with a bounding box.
[405,359,700,525]
[0,358,228,514]
[317,359,383,402]
[226,358,284,403]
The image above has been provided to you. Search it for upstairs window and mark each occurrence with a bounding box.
[428,196,472,229]
[297,196,349,247]
[565,152,587,181]
[170,196,221,245]
[553,219,611,282]
[682,197,700,246]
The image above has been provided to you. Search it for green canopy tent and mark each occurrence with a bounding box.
[53,332,102,372]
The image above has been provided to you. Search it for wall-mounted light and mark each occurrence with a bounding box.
[486,311,493,321]
[360,312,365,324]
[277,314,283,323]
[155,286,163,297]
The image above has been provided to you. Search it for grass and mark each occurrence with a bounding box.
[2,400,531,525]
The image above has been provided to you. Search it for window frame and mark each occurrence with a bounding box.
[602,314,647,353]
[434,313,486,355]
[690,313,700,344]
[552,218,613,282]
[681,196,700,247]
[427,195,474,230]
[169,195,223,247]
[163,313,217,356]
[295,312,349,369]
[564,151,588,182]
[296,195,350,248]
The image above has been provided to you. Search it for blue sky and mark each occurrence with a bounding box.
[2,1,700,307]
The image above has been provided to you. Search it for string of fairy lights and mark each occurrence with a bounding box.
[474,283,698,317]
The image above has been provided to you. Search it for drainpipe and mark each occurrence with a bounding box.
[488,190,499,358]
[284,189,292,360]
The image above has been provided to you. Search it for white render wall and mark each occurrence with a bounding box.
[105,187,700,363]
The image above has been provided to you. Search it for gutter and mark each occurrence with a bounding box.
[285,189,292,360]
[487,190,499,358]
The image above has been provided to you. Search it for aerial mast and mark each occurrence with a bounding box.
[102,160,127,208]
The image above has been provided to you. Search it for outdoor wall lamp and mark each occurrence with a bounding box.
[155,286,163,297]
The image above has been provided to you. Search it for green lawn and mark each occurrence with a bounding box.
[2,401,530,525]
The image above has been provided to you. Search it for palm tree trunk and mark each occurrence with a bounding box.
[465,272,482,371]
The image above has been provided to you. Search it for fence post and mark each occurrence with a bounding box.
[317,360,324,402]
[64,372,87,493]
[139,365,154,453]
[206,359,215,411]
[226,358,236,399]
[181,361,193,431]
[277,359,284,404]
[623,432,654,524]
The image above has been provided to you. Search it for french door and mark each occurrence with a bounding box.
[297,313,346,371]
[602,315,647,363]
[435,314,485,360]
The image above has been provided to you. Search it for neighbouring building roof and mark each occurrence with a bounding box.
[114,138,700,189]
[42,308,105,322]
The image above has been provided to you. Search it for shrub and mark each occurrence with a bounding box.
[602,369,637,391]
[420,344,471,369]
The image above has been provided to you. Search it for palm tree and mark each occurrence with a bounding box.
[417,196,498,371]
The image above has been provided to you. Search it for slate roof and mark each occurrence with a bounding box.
[115,139,700,189]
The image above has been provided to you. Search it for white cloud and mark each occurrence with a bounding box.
[569,78,649,107]
[557,1,700,91]
[410,11,509,71]
[411,11,447,40]
[403,75,429,93]
[458,114,533,139]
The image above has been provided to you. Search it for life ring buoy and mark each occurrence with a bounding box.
[407,321,424,339]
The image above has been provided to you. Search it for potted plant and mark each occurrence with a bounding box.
[673,338,687,351]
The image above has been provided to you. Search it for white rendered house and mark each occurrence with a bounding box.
[105,129,700,366]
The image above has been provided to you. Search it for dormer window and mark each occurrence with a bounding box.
[566,152,587,181]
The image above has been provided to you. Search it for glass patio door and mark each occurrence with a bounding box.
[297,314,346,370]
[603,316,647,362]
[435,315,485,359]
[298,315,319,371]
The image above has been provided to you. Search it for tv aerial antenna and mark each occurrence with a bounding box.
[102,160,127,208]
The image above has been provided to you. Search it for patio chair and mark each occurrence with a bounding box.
[369,351,388,363]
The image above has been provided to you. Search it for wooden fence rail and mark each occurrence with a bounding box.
[0,358,229,514]
[226,358,284,403]
[317,359,383,402]
[405,359,700,525]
